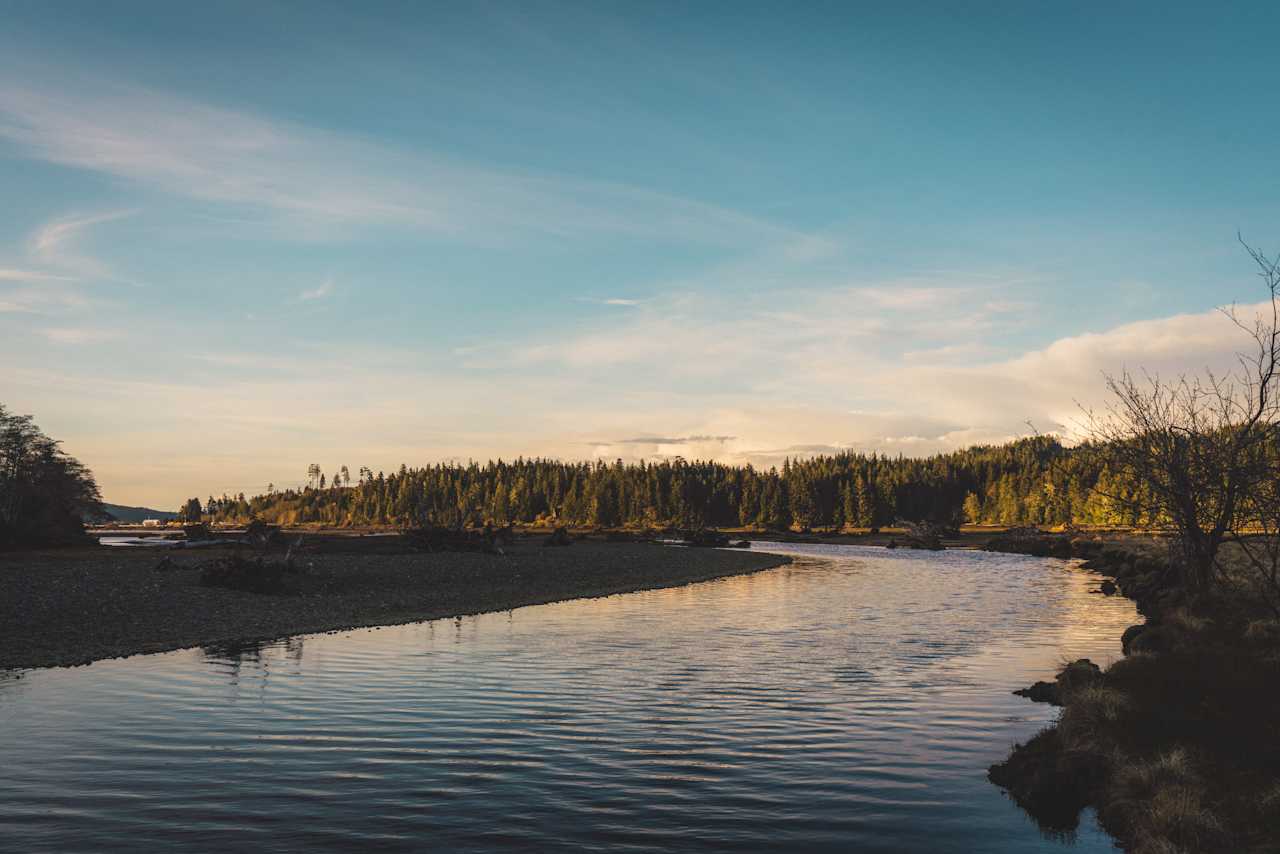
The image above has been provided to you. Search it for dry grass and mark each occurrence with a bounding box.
[1132,840,1195,854]
[1105,750,1230,853]
[1163,607,1212,634]
[1054,657,1103,693]
[996,535,1280,851]
[1058,685,1131,749]
[1243,618,1280,643]
[1255,782,1280,816]
[1105,650,1157,678]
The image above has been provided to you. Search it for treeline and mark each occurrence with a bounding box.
[0,405,102,548]
[196,437,1155,530]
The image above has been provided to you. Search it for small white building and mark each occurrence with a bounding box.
[142,519,163,528]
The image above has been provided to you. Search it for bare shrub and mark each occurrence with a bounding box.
[1085,240,1280,593]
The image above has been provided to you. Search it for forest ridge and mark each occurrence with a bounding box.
[194,437,1142,530]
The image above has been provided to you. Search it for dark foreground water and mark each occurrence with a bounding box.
[0,544,1136,853]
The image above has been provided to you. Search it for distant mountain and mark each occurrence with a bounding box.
[98,503,178,524]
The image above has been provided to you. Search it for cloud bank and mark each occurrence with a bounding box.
[7,284,1265,506]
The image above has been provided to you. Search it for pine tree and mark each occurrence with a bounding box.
[180,497,203,523]
[855,475,875,528]
[841,482,857,530]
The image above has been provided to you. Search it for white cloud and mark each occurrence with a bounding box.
[40,327,121,344]
[0,77,792,247]
[510,274,1028,387]
[468,281,1270,468]
[902,342,1000,362]
[0,267,75,282]
[0,283,93,314]
[0,212,131,315]
[16,209,135,282]
[572,296,652,308]
[851,285,958,310]
[298,278,335,301]
[31,210,128,257]
[6,296,1264,506]
[890,303,1268,441]
[614,434,735,444]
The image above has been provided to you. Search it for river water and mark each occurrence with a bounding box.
[0,543,1135,852]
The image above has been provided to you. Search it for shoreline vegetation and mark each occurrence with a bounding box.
[985,529,1280,853]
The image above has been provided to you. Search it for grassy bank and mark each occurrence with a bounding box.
[0,534,789,671]
[987,533,1280,852]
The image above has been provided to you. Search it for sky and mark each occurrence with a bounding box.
[3,1,1280,508]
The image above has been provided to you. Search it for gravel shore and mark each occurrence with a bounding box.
[0,539,789,671]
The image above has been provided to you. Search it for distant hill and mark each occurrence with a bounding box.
[98,503,178,524]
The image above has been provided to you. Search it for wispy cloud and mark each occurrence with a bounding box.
[902,342,1001,362]
[0,267,75,282]
[0,212,132,315]
[507,272,1032,384]
[851,285,959,310]
[0,282,93,314]
[298,278,335,301]
[614,435,735,444]
[27,209,135,280]
[32,210,129,259]
[576,296,644,307]
[0,76,792,247]
[41,327,121,344]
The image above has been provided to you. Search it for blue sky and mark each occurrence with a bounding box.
[3,1,1280,507]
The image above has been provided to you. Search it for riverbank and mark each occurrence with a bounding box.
[986,532,1280,852]
[0,538,790,671]
[89,522,1053,551]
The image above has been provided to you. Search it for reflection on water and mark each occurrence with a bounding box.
[0,544,1132,853]
[201,636,306,690]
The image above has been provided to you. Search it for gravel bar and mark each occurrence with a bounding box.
[0,540,790,670]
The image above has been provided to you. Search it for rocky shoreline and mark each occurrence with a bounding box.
[0,538,790,671]
[984,531,1280,852]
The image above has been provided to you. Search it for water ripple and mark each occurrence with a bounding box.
[0,544,1132,852]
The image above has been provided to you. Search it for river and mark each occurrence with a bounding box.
[0,543,1136,852]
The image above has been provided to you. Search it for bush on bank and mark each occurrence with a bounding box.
[989,540,1280,853]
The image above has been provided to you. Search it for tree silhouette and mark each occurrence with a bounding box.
[0,404,102,547]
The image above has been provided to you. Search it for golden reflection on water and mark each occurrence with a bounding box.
[0,543,1137,853]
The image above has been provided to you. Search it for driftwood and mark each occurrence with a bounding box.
[405,524,507,554]
[605,529,658,543]
[893,519,947,551]
[679,529,731,548]
[198,533,306,593]
[244,519,281,551]
[198,554,301,594]
[543,526,573,547]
